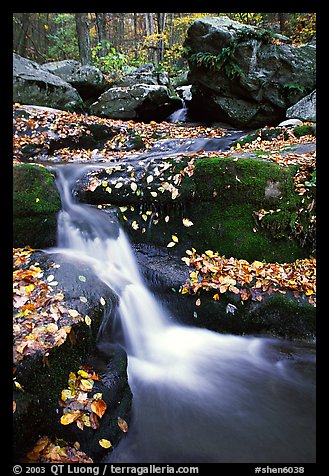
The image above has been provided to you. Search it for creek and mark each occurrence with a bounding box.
[48,130,315,464]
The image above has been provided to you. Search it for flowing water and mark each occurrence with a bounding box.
[50,153,316,464]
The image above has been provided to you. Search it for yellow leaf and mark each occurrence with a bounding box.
[85,315,91,326]
[171,235,179,242]
[99,439,112,448]
[181,287,189,294]
[205,250,214,258]
[61,389,73,402]
[35,197,40,203]
[79,379,94,392]
[131,182,138,192]
[60,411,81,425]
[253,260,264,269]
[68,309,79,318]
[77,369,89,378]
[182,218,194,227]
[100,297,106,306]
[25,284,35,294]
[115,182,123,188]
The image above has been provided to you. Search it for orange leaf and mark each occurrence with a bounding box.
[91,399,107,418]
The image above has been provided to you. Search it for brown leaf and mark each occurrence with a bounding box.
[89,411,99,429]
[117,416,128,433]
[91,399,107,418]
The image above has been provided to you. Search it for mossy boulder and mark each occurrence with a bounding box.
[84,154,309,263]
[13,163,62,248]
[13,250,132,461]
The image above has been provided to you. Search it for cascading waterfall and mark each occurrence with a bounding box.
[50,163,316,464]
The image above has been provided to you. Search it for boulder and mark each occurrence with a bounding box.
[90,84,182,122]
[110,63,170,88]
[13,54,84,112]
[286,90,316,122]
[184,16,316,127]
[13,249,132,461]
[41,60,108,100]
[13,163,62,248]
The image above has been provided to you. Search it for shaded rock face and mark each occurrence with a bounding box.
[90,84,182,121]
[41,60,108,100]
[13,54,84,112]
[286,90,316,122]
[184,16,316,127]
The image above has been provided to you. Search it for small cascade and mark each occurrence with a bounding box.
[47,147,315,464]
[167,100,188,123]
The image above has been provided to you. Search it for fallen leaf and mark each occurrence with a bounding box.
[60,411,81,425]
[91,399,107,418]
[117,417,129,433]
[182,218,194,227]
[99,439,112,449]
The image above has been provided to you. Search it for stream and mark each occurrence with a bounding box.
[48,130,316,464]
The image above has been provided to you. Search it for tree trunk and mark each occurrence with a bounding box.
[17,13,30,57]
[75,13,92,65]
[95,13,108,57]
[278,13,291,36]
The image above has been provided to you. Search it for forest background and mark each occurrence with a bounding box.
[13,13,316,76]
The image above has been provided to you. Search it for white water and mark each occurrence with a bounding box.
[168,101,188,123]
[51,164,316,463]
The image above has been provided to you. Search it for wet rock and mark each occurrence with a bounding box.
[286,90,316,122]
[41,60,108,101]
[13,163,61,248]
[13,249,132,461]
[90,84,182,121]
[13,54,84,113]
[184,16,316,127]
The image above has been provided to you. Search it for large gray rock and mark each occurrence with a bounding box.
[41,60,108,99]
[184,16,316,127]
[90,83,181,122]
[109,63,170,89]
[286,90,316,122]
[13,54,84,112]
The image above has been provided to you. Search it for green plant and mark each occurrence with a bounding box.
[91,43,129,73]
[283,83,306,95]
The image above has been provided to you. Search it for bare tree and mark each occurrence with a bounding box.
[75,13,92,65]
[95,13,108,57]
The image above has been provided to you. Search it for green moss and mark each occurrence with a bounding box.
[13,164,62,247]
[293,125,316,138]
[186,202,306,262]
[193,156,299,207]
[13,163,61,216]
